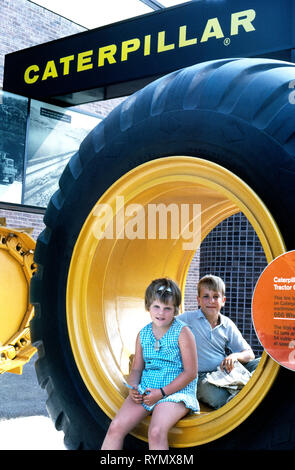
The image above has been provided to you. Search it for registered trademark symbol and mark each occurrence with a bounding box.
[224,38,231,46]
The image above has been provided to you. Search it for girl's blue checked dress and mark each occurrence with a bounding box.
[137,318,200,413]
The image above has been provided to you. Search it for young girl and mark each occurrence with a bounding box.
[101,278,199,450]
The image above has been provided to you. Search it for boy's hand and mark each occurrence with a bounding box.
[220,353,238,373]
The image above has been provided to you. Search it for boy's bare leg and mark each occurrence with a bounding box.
[148,402,189,450]
[101,395,150,450]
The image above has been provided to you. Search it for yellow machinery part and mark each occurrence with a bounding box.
[0,222,37,374]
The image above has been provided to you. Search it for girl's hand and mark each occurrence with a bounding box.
[129,385,143,404]
[143,388,162,407]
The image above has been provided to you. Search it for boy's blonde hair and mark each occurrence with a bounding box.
[145,278,182,315]
[197,274,225,297]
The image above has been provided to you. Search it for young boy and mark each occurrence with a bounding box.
[178,274,259,409]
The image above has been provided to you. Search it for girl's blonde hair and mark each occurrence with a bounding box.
[198,274,225,296]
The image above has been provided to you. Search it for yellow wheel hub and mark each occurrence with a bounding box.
[67,156,284,447]
[0,225,37,374]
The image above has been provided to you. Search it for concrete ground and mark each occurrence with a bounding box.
[0,358,66,450]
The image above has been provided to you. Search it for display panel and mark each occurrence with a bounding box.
[23,100,101,207]
[0,91,28,204]
[252,250,295,371]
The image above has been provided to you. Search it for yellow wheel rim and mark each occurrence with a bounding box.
[66,156,284,447]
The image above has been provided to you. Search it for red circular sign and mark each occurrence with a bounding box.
[252,250,295,371]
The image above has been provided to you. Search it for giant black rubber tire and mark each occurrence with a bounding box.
[30,57,295,450]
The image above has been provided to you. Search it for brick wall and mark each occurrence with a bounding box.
[0,0,85,88]
[0,0,125,117]
[184,249,200,311]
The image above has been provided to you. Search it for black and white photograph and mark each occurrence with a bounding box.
[0,90,28,203]
[23,100,101,207]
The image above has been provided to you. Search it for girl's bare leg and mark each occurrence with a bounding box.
[148,402,189,450]
[101,396,150,450]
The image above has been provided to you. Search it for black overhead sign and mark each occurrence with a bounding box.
[3,0,295,106]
